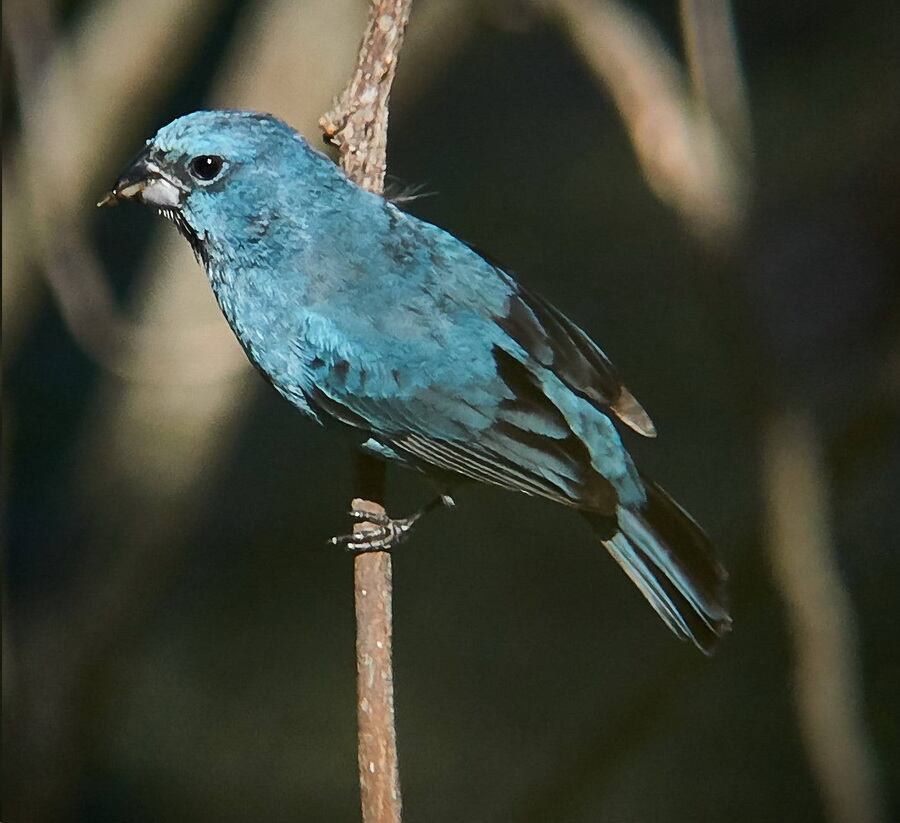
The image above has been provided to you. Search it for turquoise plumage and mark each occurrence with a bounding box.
[101,110,730,652]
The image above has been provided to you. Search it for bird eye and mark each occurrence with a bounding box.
[188,155,224,182]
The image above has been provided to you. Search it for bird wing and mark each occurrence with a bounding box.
[307,341,621,513]
[302,277,650,515]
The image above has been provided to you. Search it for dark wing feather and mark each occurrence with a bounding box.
[388,347,620,513]
[497,286,656,437]
[303,268,646,515]
[393,433,577,504]
[308,344,620,515]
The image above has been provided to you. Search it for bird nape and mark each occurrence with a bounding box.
[99,109,731,654]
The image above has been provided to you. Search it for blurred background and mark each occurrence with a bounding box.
[2,1,898,821]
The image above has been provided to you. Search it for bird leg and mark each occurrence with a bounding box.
[330,494,455,552]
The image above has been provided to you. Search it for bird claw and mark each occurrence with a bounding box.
[348,507,391,526]
[329,515,416,553]
[328,493,455,553]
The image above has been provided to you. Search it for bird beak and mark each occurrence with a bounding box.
[97,146,184,208]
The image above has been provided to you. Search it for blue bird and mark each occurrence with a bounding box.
[100,110,730,652]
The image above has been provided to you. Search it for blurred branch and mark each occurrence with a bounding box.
[71,0,374,687]
[551,4,884,821]
[0,167,38,362]
[5,2,370,820]
[2,0,227,366]
[547,0,748,243]
[554,5,884,819]
[764,411,886,823]
[3,0,472,383]
[321,2,412,820]
[6,0,473,817]
[679,0,752,163]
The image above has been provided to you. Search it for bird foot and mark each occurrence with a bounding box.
[330,510,417,553]
[329,494,455,553]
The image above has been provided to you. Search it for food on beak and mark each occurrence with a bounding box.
[97,147,183,209]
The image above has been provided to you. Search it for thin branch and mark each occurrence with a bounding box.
[321,0,412,194]
[351,492,401,823]
[2,0,227,366]
[320,3,413,821]
[764,411,887,823]
[678,0,753,164]
[548,0,747,243]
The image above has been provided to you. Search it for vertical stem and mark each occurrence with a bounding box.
[764,411,886,823]
[351,456,399,821]
[353,548,399,818]
[320,3,413,821]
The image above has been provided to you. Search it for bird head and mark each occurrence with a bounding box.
[98,110,334,262]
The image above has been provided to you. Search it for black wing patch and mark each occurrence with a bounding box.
[496,286,656,437]
[307,348,620,514]
[385,346,619,513]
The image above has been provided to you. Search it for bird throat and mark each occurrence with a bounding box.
[159,207,208,265]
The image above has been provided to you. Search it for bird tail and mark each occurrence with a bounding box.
[593,478,732,654]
